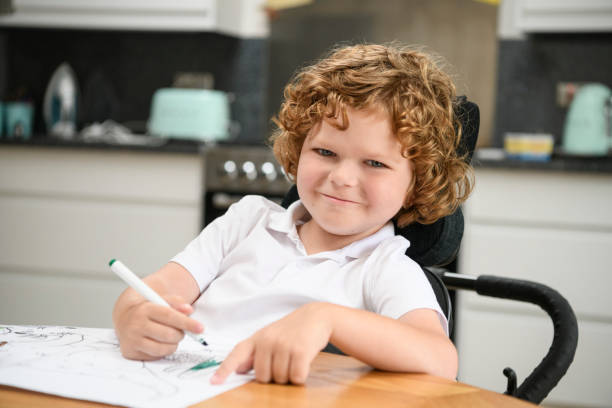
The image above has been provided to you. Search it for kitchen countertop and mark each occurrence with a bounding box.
[3,138,612,174]
[0,136,211,154]
[473,149,612,174]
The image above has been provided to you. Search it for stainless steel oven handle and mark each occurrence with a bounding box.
[211,193,244,209]
[210,192,284,210]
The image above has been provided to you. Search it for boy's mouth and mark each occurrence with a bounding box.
[320,193,359,205]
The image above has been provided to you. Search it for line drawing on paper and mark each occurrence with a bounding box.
[0,325,250,408]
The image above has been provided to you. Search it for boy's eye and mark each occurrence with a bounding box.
[315,148,335,157]
[366,159,387,168]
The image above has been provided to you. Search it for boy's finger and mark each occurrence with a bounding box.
[136,336,179,358]
[289,352,310,385]
[272,350,290,384]
[235,353,255,374]
[175,303,194,315]
[150,305,203,334]
[254,347,272,383]
[211,341,254,384]
[164,296,194,315]
[144,320,185,344]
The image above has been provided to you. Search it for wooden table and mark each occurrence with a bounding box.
[0,352,535,407]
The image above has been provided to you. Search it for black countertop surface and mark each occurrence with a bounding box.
[0,135,204,154]
[473,151,612,174]
[0,136,269,154]
[3,138,612,174]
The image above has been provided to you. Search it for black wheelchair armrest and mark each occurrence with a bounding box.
[439,272,579,405]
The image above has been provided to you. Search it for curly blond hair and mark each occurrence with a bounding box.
[270,43,474,227]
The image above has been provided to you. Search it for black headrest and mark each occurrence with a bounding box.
[281,97,479,267]
[401,97,479,266]
[455,95,480,165]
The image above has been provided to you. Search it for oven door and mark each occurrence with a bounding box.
[202,191,287,228]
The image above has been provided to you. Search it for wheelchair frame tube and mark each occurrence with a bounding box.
[441,273,579,404]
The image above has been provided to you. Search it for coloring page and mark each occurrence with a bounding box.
[0,325,252,408]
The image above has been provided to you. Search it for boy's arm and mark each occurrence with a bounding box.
[112,262,203,360]
[213,302,456,384]
[326,304,457,379]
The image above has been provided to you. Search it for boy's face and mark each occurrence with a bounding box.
[296,107,413,244]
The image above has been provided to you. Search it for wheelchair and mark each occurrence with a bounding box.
[281,97,578,405]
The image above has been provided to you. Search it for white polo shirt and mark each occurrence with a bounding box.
[171,195,446,348]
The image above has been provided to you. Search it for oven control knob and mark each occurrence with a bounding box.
[242,161,257,181]
[261,161,277,181]
[222,160,238,179]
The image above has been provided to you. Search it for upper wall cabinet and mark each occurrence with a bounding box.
[0,0,269,38]
[499,0,612,39]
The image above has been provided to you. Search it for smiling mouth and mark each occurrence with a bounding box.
[321,193,359,205]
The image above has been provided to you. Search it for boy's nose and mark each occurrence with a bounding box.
[328,161,359,187]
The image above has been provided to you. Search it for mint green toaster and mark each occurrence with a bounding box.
[562,83,611,156]
[148,89,230,142]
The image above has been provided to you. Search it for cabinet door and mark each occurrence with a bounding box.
[514,0,612,33]
[0,0,269,37]
[0,0,216,31]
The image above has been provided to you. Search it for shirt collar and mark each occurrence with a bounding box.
[267,200,397,260]
[268,199,307,233]
[341,222,396,259]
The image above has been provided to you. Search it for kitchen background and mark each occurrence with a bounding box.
[1,1,611,407]
[0,0,496,145]
[495,31,612,147]
[0,28,269,143]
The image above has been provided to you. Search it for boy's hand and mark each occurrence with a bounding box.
[211,302,333,385]
[115,294,203,361]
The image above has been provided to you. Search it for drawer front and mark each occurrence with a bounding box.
[459,223,612,319]
[466,169,612,228]
[0,146,202,204]
[0,271,124,328]
[0,195,199,277]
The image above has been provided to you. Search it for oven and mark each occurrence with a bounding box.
[202,145,293,228]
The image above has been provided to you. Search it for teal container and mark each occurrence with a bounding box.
[5,102,34,140]
[0,102,4,138]
[563,83,611,156]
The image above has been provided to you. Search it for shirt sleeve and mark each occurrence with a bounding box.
[363,236,449,335]
[171,195,271,292]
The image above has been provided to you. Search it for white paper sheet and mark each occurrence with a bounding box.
[0,325,253,408]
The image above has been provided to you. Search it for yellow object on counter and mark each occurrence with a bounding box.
[265,0,313,10]
[504,133,554,161]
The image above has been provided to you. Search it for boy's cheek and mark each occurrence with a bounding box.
[296,166,316,191]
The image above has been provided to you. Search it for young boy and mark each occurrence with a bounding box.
[113,43,473,385]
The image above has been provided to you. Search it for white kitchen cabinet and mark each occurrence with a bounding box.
[456,168,612,407]
[0,145,202,328]
[499,0,612,39]
[0,0,268,38]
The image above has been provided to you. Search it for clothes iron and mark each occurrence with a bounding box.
[43,63,79,139]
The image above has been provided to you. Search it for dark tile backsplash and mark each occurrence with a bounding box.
[0,27,268,144]
[494,33,612,147]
